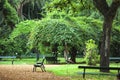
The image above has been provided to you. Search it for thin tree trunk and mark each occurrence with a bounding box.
[64,42,69,63]
[17,2,24,20]
[17,0,30,20]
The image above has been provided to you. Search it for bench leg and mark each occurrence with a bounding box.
[12,60,14,65]
[40,66,44,72]
[83,68,86,78]
[33,67,36,72]
[43,68,46,72]
[41,65,46,72]
[43,65,46,72]
[41,67,45,72]
[33,67,34,72]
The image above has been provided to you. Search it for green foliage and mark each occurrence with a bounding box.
[0,39,14,56]
[28,18,82,53]
[45,10,70,19]
[0,0,19,41]
[12,35,29,56]
[27,10,103,54]
[9,8,103,56]
[0,0,120,58]
[9,20,41,56]
[3,0,18,26]
[68,16,102,45]
[0,0,18,55]
[84,39,100,65]
[44,0,95,16]
[110,23,120,56]
[10,20,40,40]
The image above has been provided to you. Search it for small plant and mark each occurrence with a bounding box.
[84,39,99,65]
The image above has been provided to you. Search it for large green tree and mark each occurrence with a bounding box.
[27,10,102,63]
[93,0,120,72]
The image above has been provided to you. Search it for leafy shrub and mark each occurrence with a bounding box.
[84,39,99,65]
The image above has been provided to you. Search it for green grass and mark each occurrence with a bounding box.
[0,58,119,80]
[46,64,117,80]
[0,57,84,65]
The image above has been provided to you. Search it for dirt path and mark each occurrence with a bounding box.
[0,65,70,80]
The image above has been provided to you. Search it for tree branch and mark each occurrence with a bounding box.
[108,0,120,18]
[93,0,109,16]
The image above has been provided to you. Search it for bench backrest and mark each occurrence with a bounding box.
[36,57,45,65]
[41,58,45,64]
[0,56,16,58]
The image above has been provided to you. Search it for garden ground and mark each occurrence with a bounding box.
[0,65,70,80]
[0,58,118,80]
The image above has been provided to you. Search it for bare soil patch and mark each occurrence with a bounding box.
[0,65,70,80]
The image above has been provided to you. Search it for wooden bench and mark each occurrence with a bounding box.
[0,56,16,65]
[45,56,60,64]
[33,58,46,72]
[78,66,120,78]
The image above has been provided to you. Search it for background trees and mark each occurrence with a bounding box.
[0,0,120,69]
[7,0,47,20]
[10,11,102,63]
[0,0,19,56]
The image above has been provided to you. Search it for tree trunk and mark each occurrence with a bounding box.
[100,17,113,72]
[70,47,77,63]
[17,0,30,20]
[17,3,24,20]
[64,42,69,63]
[93,0,120,72]
[70,52,76,63]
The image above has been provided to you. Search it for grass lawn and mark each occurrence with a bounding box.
[46,64,118,80]
[0,57,119,80]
